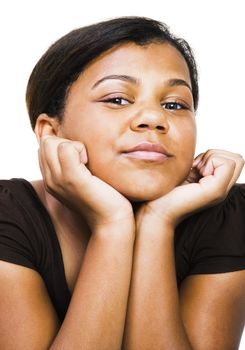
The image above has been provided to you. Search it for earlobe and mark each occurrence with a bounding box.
[34,113,61,144]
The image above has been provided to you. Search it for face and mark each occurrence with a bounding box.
[57,42,196,201]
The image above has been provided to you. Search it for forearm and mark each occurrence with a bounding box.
[122,218,192,350]
[51,221,135,350]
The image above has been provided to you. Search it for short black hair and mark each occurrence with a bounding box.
[26,16,199,129]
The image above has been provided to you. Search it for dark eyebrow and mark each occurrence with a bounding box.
[167,78,192,92]
[92,75,139,89]
[92,74,192,92]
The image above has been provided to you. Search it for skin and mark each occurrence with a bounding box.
[57,42,197,202]
[0,42,244,349]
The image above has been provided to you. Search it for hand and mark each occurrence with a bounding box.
[136,150,244,227]
[38,136,134,231]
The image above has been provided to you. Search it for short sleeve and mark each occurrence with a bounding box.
[0,179,71,321]
[188,184,245,275]
[0,182,38,270]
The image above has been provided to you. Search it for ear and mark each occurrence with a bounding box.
[34,113,61,144]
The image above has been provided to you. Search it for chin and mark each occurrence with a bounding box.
[117,182,176,203]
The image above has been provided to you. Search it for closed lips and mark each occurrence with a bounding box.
[124,142,172,156]
[122,142,173,161]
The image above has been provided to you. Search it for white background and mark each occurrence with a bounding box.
[0,0,244,347]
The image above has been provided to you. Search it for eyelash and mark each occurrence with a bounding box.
[103,97,130,106]
[162,102,188,110]
[102,97,189,110]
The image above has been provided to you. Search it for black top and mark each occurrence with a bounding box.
[0,178,245,322]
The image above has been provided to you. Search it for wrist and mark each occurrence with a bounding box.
[93,215,136,241]
[136,205,176,230]
[136,213,175,240]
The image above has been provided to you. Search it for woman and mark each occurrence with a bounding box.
[0,16,244,349]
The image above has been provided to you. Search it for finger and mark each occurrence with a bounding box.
[199,156,236,197]
[186,149,238,184]
[196,150,244,189]
[198,158,215,177]
[57,142,91,180]
[195,149,243,167]
[193,149,242,166]
[184,167,202,184]
[192,152,205,167]
[71,141,88,164]
[37,146,58,195]
[222,154,245,188]
[39,136,62,176]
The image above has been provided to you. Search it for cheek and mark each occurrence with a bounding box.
[61,110,108,148]
[175,119,196,154]
[179,133,196,160]
[172,121,197,174]
[83,133,116,175]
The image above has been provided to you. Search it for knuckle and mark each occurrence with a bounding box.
[234,156,245,169]
[227,158,236,166]
[73,140,84,147]
[59,167,75,186]
[204,149,214,156]
[44,179,54,194]
[233,152,244,159]
[237,155,245,165]
[44,176,64,196]
[42,136,52,147]
[57,141,70,151]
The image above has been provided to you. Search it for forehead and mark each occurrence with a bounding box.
[78,42,191,85]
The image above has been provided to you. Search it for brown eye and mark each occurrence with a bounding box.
[104,97,130,105]
[162,102,187,110]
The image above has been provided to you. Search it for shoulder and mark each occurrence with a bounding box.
[0,178,50,268]
[0,178,49,225]
[176,184,245,278]
[0,178,34,221]
[196,183,245,234]
[181,183,245,240]
[193,183,245,238]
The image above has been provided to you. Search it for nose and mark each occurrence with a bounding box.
[130,107,169,134]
